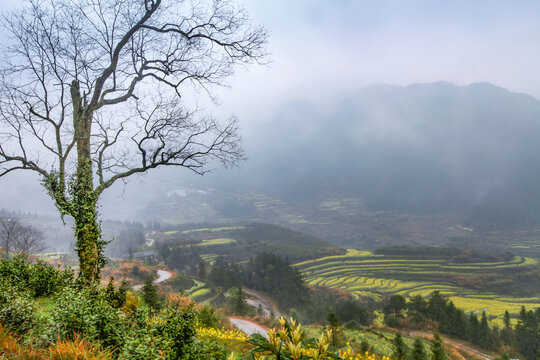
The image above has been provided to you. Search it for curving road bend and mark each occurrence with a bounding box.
[228,317,269,339]
[133,269,173,290]
[155,269,173,283]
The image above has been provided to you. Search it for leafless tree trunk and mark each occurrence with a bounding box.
[0,218,45,256]
[0,218,18,255]
[0,0,267,284]
[15,225,45,256]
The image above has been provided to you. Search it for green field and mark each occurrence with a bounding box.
[296,250,540,322]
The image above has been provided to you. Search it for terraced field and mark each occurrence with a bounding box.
[195,238,237,246]
[505,238,540,257]
[183,279,217,303]
[296,250,540,322]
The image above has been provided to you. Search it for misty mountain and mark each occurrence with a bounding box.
[3,81,540,232]
[214,82,540,226]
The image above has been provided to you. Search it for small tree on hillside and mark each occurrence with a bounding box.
[142,275,162,312]
[327,312,346,347]
[226,287,249,315]
[0,0,268,284]
[392,333,408,360]
[430,334,447,360]
[409,337,427,360]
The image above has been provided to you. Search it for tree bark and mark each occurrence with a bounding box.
[71,80,104,284]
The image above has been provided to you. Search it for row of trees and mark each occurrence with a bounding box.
[0,218,44,256]
[207,252,375,328]
[392,333,447,360]
[383,291,540,360]
[207,252,310,310]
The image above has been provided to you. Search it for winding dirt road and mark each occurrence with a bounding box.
[228,317,269,339]
[155,269,172,283]
[243,288,282,319]
[133,269,173,290]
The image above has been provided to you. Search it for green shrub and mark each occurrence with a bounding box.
[160,302,198,359]
[104,277,128,309]
[46,286,127,350]
[0,256,73,298]
[170,273,196,291]
[0,281,35,334]
[197,305,221,328]
[29,260,73,298]
[183,338,229,360]
[119,301,199,359]
[141,276,163,312]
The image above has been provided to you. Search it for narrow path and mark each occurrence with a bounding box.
[405,331,494,360]
[228,317,269,339]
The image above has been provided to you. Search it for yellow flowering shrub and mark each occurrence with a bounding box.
[197,327,249,342]
[244,317,390,360]
[338,344,390,360]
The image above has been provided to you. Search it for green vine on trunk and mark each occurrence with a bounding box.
[42,160,107,285]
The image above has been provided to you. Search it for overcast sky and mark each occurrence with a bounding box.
[215,0,540,116]
[1,0,538,111]
[0,0,539,215]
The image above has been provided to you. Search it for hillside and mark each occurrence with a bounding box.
[296,248,540,325]
[159,222,345,263]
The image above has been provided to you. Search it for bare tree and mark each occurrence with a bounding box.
[0,218,19,255]
[0,0,268,283]
[0,218,45,256]
[15,224,46,256]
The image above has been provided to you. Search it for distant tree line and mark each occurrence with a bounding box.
[206,252,375,328]
[207,252,308,310]
[383,291,540,360]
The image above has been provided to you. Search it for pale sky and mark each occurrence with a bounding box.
[217,0,540,116]
[1,0,538,110]
[0,0,539,215]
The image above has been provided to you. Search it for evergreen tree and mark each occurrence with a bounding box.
[427,291,448,322]
[327,312,346,347]
[430,334,447,360]
[226,287,249,315]
[503,310,511,329]
[500,310,513,345]
[466,314,479,344]
[515,306,540,360]
[478,311,492,349]
[142,275,162,312]
[392,333,408,360]
[384,294,407,326]
[197,261,207,279]
[407,295,428,323]
[409,338,427,360]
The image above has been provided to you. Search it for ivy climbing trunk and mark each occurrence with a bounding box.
[71,80,105,285]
